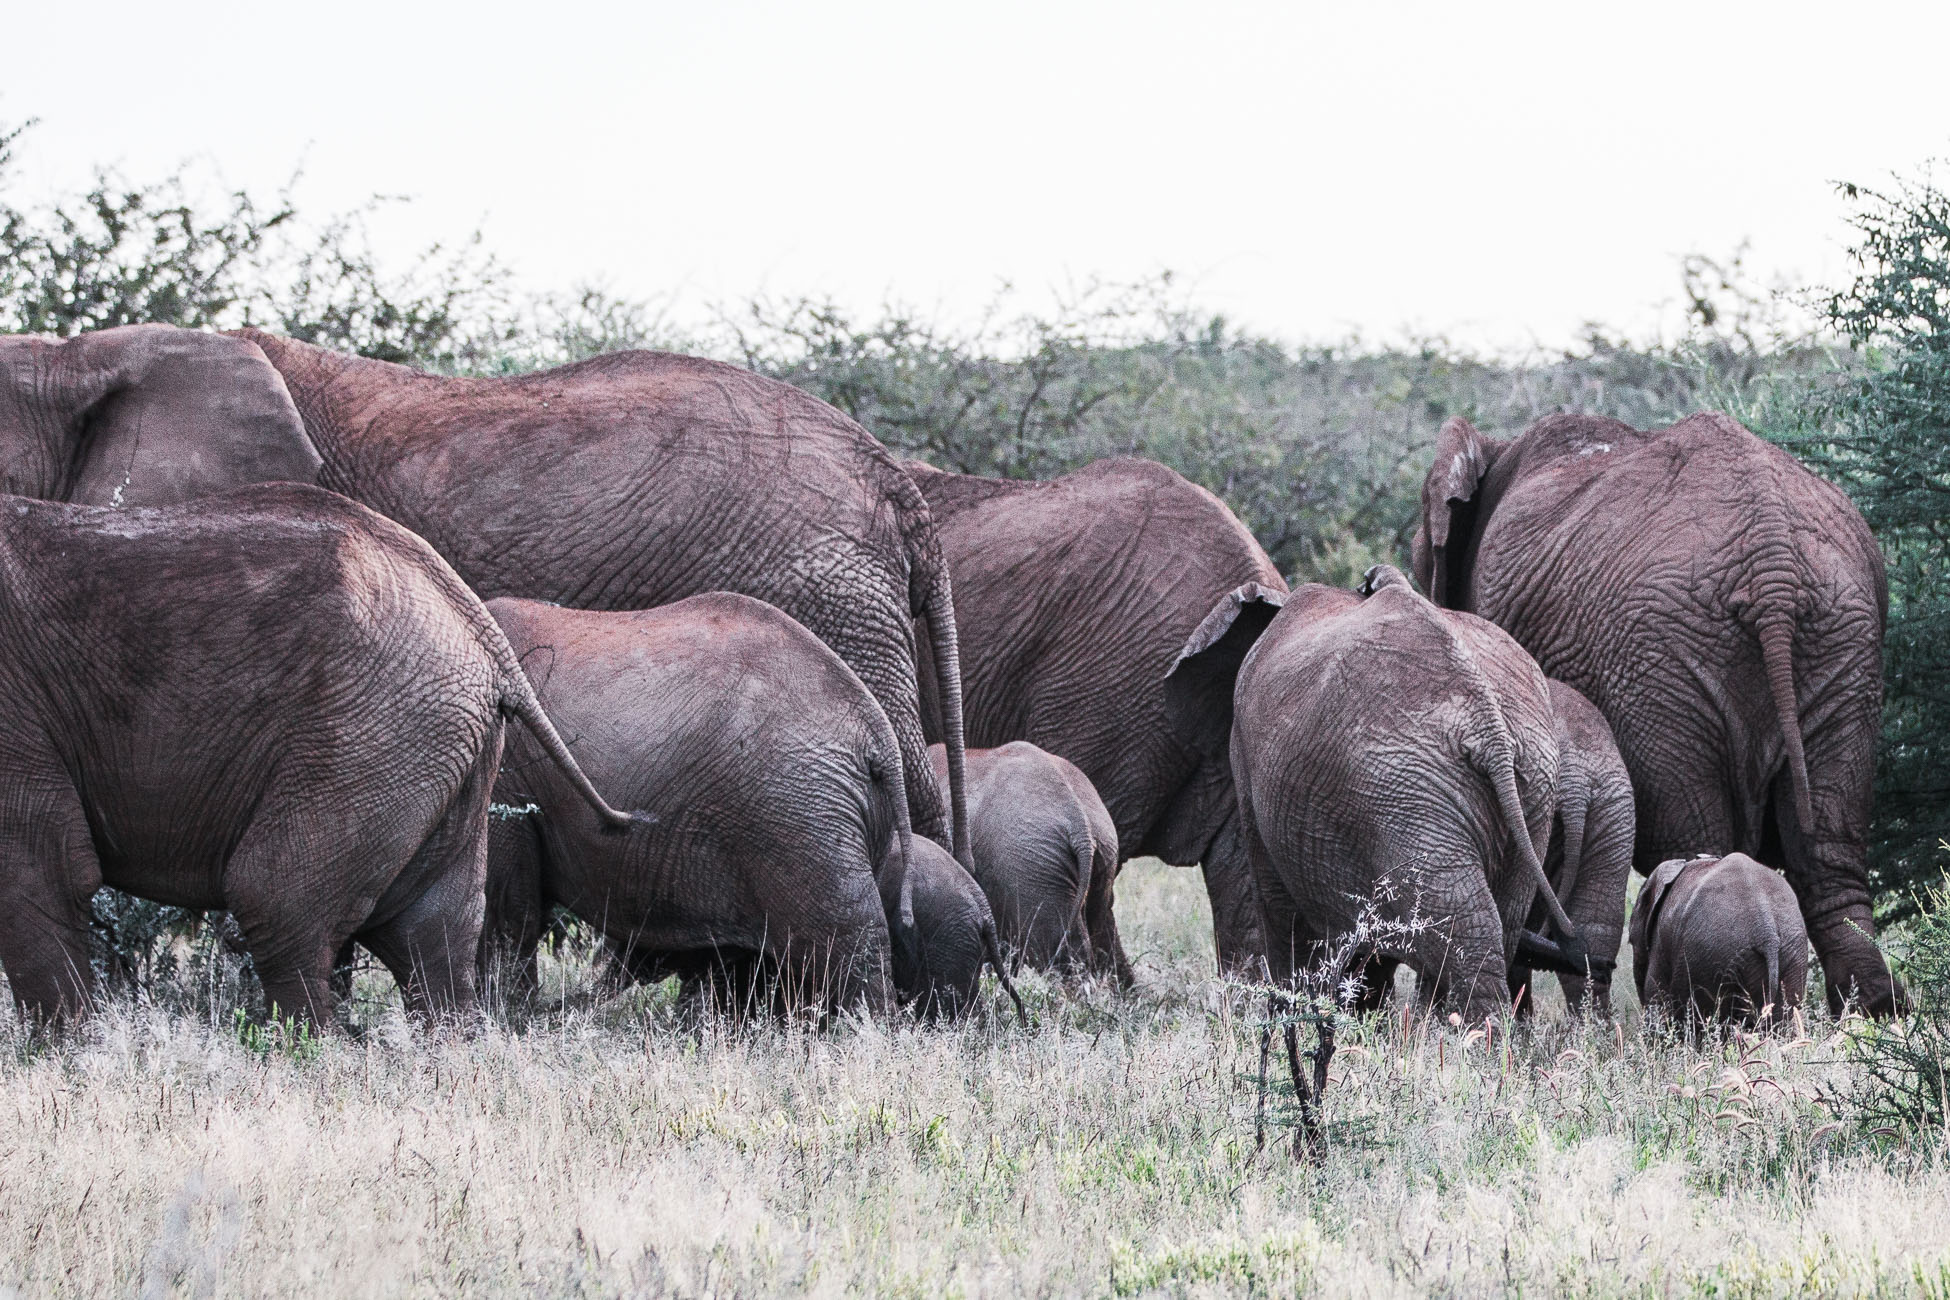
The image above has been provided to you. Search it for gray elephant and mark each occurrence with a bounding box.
[1231,566,1593,1020]
[1509,681,1636,1017]
[929,741,1124,980]
[0,483,636,1026]
[906,457,1288,977]
[882,834,1025,1023]
[1631,853,1810,1028]
[0,325,974,890]
[1413,412,1893,1014]
[480,594,914,1017]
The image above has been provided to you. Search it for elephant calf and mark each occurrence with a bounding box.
[1510,681,1635,1017]
[882,834,1026,1023]
[480,593,918,1017]
[1231,565,1592,1020]
[1631,853,1810,1028]
[0,483,636,1027]
[930,742,1129,984]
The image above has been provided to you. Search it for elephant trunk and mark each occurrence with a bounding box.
[1483,750,1583,961]
[1757,613,1817,834]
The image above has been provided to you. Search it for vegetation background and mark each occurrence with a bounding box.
[3,121,1940,914]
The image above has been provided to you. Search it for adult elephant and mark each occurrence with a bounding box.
[905,457,1287,976]
[219,330,972,864]
[1413,411,1895,1014]
[0,324,971,864]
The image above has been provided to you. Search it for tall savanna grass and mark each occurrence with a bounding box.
[4,862,1947,1298]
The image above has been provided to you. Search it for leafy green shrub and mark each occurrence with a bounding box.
[1838,860,1950,1140]
[1768,167,1950,910]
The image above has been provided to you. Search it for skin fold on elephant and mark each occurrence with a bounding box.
[905,457,1288,977]
[1230,565,1595,1021]
[928,741,1126,982]
[1631,853,1810,1029]
[0,482,638,1028]
[479,593,911,1018]
[1508,680,1636,1018]
[1412,411,1895,1015]
[0,324,974,877]
[881,833,1026,1024]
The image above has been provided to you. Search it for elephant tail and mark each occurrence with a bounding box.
[921,571,974,871]
[873,742,924,978]
[1555,775,1589,915]
[1757,613,1817,834]
[1761,931,1784,1025]
[489,651,643,833]
[981,917,1029,1027]
[1485,751,1585,964]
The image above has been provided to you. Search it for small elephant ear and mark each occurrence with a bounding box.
[61,325,323,508]
[1167,581,1287,679]
[1629,857,1691,952]
[1414,416,1500,606]
[1358,564,1415,598]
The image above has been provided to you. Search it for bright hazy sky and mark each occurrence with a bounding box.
[7,1,1948,351]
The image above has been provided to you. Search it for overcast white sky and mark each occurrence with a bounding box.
[6,1,1948,351]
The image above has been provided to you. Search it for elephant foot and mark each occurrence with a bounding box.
[1813,914,1904,1018]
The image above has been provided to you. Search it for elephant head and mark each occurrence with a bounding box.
[0,325,322,507]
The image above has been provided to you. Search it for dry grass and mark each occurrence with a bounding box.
[2,862,1946,1298]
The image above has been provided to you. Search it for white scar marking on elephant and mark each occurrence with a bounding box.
[109,468,132,507]
[1577,443,1612,457]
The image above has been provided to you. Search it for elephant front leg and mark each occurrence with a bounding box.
[1201,816,1268,979]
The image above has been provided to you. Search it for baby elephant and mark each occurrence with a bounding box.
[0,483,636,1027]
[1631,853,1810,1027]
[930,741,1129,984]
[481,593,914,1018]
[883,834,1026,1023]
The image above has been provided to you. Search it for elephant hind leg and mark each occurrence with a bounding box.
[0,774,103,1023]
[358,743,496,1025]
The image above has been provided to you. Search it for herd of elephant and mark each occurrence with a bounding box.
[0,323,1896,1033]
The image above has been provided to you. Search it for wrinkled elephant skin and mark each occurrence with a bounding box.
[221,329,970,864]
[482,594,910,1016]
[1232,567,1579,1021]
[1510,680,1636,1017]
[1413,412,1894,1014]
[1631,853,1810,1028]
[0,483,632,1027]
[930,740,1127,983]
[907,458,1287,975]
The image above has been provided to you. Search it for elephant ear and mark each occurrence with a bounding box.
[1413,416,1500,607]
[1629,858,1695,978]
[1165,581,1287,747]
[59,325,323,507]
[1167,581,1287,679]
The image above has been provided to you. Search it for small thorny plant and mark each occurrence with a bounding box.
[1253,893,1432,1161]
[1835,855,1950,1147]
